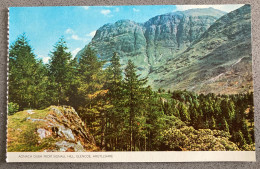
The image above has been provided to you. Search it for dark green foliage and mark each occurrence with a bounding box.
[170,90,254,147]
[76,45,107,149]
[9,34,49,109]
[123,60,147,151]
[48,37,74,105]
[178,102,190,123]
[104,52,124,150]
[8,102,19,115]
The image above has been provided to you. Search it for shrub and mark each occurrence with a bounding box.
[8,102,19,115]
[162,126,240,151]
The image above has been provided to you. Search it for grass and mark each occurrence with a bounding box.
[7,108,57,152]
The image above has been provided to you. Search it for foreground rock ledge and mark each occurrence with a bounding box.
[7,106,98,152]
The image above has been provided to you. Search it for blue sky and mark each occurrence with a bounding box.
[9,4,244,63]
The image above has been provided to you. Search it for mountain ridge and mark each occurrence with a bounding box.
[76,7,226,77]
[76,5,252,94]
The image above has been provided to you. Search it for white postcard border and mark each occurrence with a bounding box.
[6,151,256,162]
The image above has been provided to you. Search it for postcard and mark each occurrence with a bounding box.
[7,4,255,162]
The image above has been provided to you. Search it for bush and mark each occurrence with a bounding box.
[8,102,19,115]
[162,126,240,151]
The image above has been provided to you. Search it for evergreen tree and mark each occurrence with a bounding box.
[48,37,73,105]
[223,118,230,133]
[241,118,252,144]
[9,34,48,109]
[248,106,254,127]
[234,131,246,147]
[178,102,190,123]
[77,46,108,149]
[123,60,147,151]
[105,52,124,150]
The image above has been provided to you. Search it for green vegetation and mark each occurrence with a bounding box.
[7,108,56,152]
[8,34,254,151]
[8,102,19,115]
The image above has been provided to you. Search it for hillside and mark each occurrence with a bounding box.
[150,5,252,94]
[76,8,226,77]
[7,106,98,152]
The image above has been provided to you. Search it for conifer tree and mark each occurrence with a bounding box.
[178,102,190,123]
[241,118,252,144]
[234,131,246,147]
[248,106,254,127]
[105,52,124,150]
[9,34,48,109]
[123,60,147,151]
[77,46,108,149]
[48,37,73,105]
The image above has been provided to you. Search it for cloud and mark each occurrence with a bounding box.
[71,48,81,58]
[38,55,50,64]
[65,28,87,41]
[65,28,74,34]
[71,35,81,41]
[101,9,111,15]
[42,57,50,64]
[175,4,244,12]
[133,8,140,12]
[86,30,96,38]
[82,6,90,10]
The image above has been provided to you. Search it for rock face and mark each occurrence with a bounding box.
[151,5,252,94]
[7,106,98,152]
[76,8,226,77]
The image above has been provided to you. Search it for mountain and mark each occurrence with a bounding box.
[76,8,226,77]
[7,106,98,152]
[150,5,252,94]
[76,5,252,94]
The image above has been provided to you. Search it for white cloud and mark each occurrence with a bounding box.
[87,30,96,38]
[133,8,140,12]
[65,28,87,41]
[101,9,111,15]
[69,34,86,41]
[71,48,81,58]
[175,4,244,12]
[42,57,50,64]
[65,28,74,34]
[115,8,120,12]
[71,35,81,41]
[82,6,90,10]
[38,55,50,64]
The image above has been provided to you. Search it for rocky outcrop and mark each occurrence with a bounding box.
[76,8,226,77]
[7,106,98,152]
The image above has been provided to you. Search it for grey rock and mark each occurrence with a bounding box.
[76,8,226,78]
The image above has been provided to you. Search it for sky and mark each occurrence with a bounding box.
[9,4,244,64]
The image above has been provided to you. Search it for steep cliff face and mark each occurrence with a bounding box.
[151,5,252,94]
[7,106,98,152]
[143,8,225,66]
[89,20,149,75]
[76,8,226,77]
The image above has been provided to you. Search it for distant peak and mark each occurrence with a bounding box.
[115,19,131,23]
[180,7,226,17]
